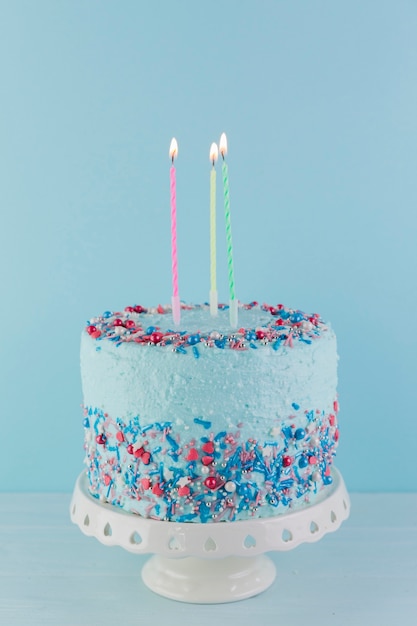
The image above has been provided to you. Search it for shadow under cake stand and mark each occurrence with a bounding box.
[70,468,350,604]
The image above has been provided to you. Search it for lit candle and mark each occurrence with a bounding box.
[209,142,219,316]
[219,132,238,328]
[169,138,180,326]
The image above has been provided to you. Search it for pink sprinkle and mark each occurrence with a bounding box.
[116,431,124,443]
[103,475,111,486]
[204,476,217,490]
[178,486,190,496]
[202,441,215,454]
[309,456,318,465]
[284,332,293,347]
[152,483,164,496]
[186,448,199,461]
[141,451,151,465]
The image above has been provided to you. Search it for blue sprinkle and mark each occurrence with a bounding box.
[294,428,306,440]
[249,342,258,349]
[214,338,226,349]
[177,513,198,522]
[282,426,292,440]
[103,311,112,318]
[245,331,257,341]
[300,338,312,344]
[215,431,227,441]
[267,493,279,507]
[187,334,200,345]
[192,346,200,359]
[95,346,102,352]
[199,501,211,523]
[280,310,290,320]
[272,339,282,351]
[292,402,300,411]
[146,326,156,334]
[165,433,179,450]
[279,479,294,489]
[194,417,212,429]
[176,346,187,354]
[290,312,303,323]
[83,418,90,428]
[298,455,308,468]
[323,475,333,485]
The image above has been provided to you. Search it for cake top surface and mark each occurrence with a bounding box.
[84,302,331,352]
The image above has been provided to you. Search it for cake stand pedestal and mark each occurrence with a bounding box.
[70,468,350,604]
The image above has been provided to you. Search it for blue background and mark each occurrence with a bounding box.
[1,1,416,493]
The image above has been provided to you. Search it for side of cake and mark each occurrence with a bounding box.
[80,302,339,523]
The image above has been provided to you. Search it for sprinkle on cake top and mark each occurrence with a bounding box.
[84,302,329,353]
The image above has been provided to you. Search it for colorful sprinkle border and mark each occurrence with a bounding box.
[84,401,339,523]
[84,302,328,354]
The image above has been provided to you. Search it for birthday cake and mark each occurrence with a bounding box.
[81,302,339,523]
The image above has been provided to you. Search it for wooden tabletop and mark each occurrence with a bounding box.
[1,492,416,626]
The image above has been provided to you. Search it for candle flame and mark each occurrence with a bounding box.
[210,142,219,164]
[169,137,178,161]
[219,132,228,158]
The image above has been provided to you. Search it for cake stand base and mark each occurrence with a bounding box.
[142,554,276,603]
[71,468,350,603]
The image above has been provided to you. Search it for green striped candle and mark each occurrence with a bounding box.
[219,132,238,328]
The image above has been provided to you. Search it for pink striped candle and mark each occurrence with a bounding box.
[169,138,180,326]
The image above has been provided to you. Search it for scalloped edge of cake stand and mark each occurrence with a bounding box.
[70,468,350,603]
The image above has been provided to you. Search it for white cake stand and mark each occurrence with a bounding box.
[70,468,350,604]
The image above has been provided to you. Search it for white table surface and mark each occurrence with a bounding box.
[1,492,416,626]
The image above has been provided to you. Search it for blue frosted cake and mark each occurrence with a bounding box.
[81,302,339,523]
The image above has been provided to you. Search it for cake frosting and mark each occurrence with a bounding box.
[81,302,339,523]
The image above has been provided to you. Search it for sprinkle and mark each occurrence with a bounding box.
[193,417,212,429]
[202,441,215,454]
[83,398,339,523]
[204,476,218,490]
[83,302,329,355]
[186,448,199,461]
